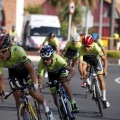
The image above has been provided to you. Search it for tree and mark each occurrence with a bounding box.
[24,4,44,14]
[46,0,98,38]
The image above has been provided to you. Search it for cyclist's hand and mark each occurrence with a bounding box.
[0,90,5,103]
[103,71,108,77]
[33,84,39,91]
[80,76,86,80]
[39,84,42,89]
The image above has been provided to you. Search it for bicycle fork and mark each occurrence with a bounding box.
[92,79,102,100]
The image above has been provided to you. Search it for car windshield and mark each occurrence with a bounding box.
[30,27,61,37]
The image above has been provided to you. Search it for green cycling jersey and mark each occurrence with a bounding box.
[64,40,81,51]
[78,42,104,62]
[0,46,30,74]
[43,37,60,48]
[38,54,68,76]
[96,39,104,50]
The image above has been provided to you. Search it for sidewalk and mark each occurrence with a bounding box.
[27,55,120,65]
[26,51,40,62]
[26,51,120,65]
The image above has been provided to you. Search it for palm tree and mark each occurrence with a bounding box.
[47,0,98,37]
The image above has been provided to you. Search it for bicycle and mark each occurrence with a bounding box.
[4,81,43,120]
[84,63,104,117]
[42,80,77,120]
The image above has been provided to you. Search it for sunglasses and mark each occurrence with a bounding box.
[42,57,51,61]
[84,46,92,48]
[0,47,9,54]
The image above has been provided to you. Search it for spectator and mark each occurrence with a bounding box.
[1,26,7,35]
[9,25,19,45]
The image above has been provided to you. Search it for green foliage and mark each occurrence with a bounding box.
[59,4,83,39]
[60,22,68,40]
[107,50,120,58]
[24,4,44,14]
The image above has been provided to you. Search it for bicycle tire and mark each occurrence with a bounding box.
[94,80,103,117]
[60,89,76,120]
[56,94,64,120]
[17,101,36,120]
[34,100,43,120]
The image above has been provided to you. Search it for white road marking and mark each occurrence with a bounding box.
[115,77,120,84]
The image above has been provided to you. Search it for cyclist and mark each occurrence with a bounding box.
[9,25,19,45]
[38,45,79,114]
[81,33,107,87]
[38,32,60,55]
[0,34,56,120]
[92,33,106,57]
[0,26,7,35]
[62,33,81,69]
[78,35,110,108]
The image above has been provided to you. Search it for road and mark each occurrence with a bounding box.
[0,63,120,120]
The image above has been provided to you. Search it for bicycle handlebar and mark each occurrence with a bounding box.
[42,79,69,89]
[4,84,33,99]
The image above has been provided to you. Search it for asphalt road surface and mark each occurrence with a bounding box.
[0,63,120,120]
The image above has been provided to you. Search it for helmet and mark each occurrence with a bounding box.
[92,33,99,42]
[72,33,80,42]
[48,32,55,38]
[1,26,6,30]
[0,34,11,49]
[82,35,94,46]
[40,45,54,58]
[12,25,16,29]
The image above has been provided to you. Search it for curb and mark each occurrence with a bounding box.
[107,57,120,65]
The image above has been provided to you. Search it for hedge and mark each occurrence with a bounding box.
[107,50,120,58]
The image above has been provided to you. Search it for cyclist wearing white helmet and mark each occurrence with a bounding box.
[38,45,79,114]
[62,33,81,69]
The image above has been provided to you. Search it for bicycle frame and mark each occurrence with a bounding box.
[45,80,75,120]
[88,65,102,97]
[5,85,39,120]
[86,64,103,116]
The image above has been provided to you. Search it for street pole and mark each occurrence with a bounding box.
[67,1,75,41]
[85,7,88,35]
[68,14,72,41]
[109,0,115,50]
[99,0,103,38]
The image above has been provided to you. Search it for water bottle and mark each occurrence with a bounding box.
[9,80,16,89]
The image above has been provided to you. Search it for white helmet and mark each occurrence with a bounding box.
[72,33,80,42]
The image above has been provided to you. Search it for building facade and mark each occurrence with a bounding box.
[0,0,120,39]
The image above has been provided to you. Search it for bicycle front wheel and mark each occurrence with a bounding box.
[17,101,36,120]
[34,100,48,120]
[56,94,64,120]
[94,80,103,117]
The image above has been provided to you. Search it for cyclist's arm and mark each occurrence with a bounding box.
[101,55,108,75]
[61,49,66,57]
[0,73,5,92]
[38,38,48,51]
[66,66,75,81]
[38,75,43,87]
[56,47,60,55]
[78,60,83,77]
[98,39,107,57]
[102,49,107,58]
[25,61,37,84]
